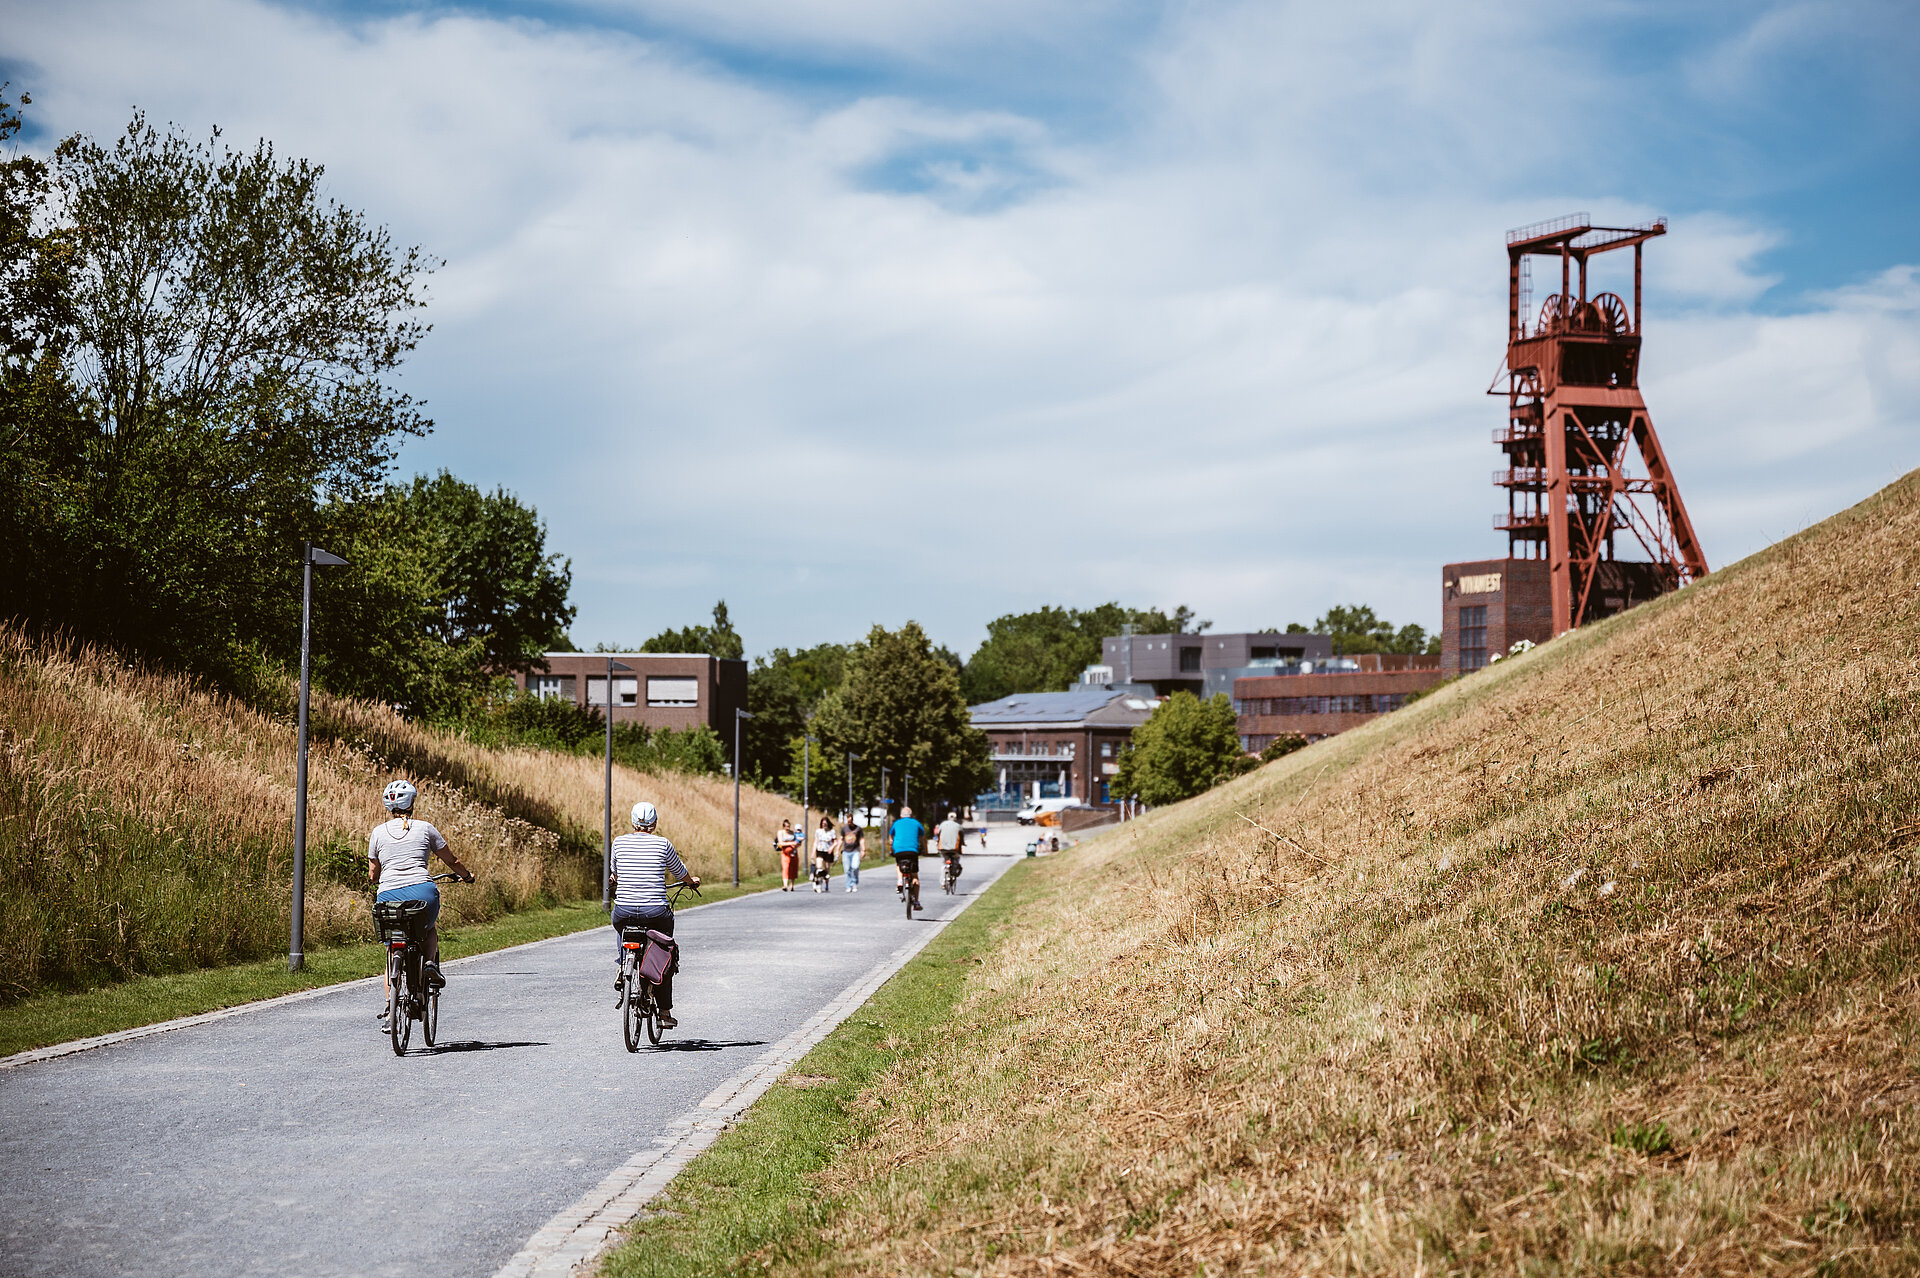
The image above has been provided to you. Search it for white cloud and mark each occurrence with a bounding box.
[7,0,1917,655]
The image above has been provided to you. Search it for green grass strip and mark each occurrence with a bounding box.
[599,858,1039,1278]
[0,873,783,1058]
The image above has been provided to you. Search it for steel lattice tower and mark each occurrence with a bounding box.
[1493,214,1708,635]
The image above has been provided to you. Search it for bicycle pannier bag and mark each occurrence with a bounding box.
[638,930,678,985]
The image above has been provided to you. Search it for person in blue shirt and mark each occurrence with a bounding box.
[889,805,926,912]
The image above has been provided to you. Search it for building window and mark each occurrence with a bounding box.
[1100,741,1113,758]
[1179,647,1202,673]
[588,677,639,707]
[645,676,699,707]
[530,674,572,700]
[1241,694,1414,716]
[1459,605,1488,670]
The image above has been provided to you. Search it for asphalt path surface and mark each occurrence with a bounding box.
[0,851,1018,1278]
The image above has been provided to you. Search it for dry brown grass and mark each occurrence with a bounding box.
[768,471,1920,1276]
[0,624,791,998]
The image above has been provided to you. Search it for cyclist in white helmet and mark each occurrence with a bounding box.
[369,779,473,1021]
[608,801,699,1029]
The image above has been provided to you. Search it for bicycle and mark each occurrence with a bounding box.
[373,872,465,1057]
[941,856,959,894]
[617,879,700,1051]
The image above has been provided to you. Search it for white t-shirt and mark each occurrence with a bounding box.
[368,818,448,892]
[813,828,836,855]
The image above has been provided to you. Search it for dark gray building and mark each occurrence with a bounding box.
[1099,631,1334,699]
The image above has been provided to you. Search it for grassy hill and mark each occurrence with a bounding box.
[0,624,793,1001]
[634,471,1920,1276]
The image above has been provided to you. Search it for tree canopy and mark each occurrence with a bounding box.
[807,622,991,816]
[960,602,1211,705]
[631,600,744,661]
[0,100,575,718]
[1277,605,1437,656]
[1112,691,1252,806]
[742,642,851,787]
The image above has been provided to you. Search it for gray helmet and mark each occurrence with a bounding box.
[382,779,418,812]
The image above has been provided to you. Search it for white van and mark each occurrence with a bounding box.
[1016,797,1082,826]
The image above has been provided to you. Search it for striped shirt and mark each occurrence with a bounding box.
[610,832,688,911]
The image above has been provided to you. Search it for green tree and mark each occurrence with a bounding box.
[960,602,1211,704]
[1112,692,1251,806]
[807,622,991,816]
[742,642,851,787]
[314,472,574,714]
[638,600,743,660]
[1,105,435,684]
[1294,605,1440,656]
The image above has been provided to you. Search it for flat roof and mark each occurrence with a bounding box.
[970,688,1158,727]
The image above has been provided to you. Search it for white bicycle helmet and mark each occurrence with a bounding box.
[382,779,418,812]
[630,801,658,830]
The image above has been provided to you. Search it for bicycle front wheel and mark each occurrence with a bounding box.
[644,986,663,1044]
[423,983,439,1047]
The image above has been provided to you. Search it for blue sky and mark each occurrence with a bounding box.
[5,0,1916,659]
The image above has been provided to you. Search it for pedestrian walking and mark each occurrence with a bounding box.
[775,818,801,891]
[810,816,836,892]
[839,815,864,891]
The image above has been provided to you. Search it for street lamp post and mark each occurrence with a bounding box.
[290,541,347,974]
[846,752,862,824]
[904,771,912,810]
[801,735,815,846]
[602,658,632,909]
[733,708,754,886]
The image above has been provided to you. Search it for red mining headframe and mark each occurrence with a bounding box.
[1493,213,1708,635]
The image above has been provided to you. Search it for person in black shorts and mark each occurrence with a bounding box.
[888,805,925,912]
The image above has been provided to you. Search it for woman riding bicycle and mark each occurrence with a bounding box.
[369,779,473,1020]
[609,801,699,1030]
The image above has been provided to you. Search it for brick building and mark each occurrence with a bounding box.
[514,652,748,740]
[1439,559,1553,674]
[1100,631,1334,698]
[969,688,1160,807]
[1233,655,1444,749]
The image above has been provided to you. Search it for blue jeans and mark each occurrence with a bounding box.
[843,849,861,886]
[375,881,440,928]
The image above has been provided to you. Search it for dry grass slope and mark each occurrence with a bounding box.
[0,624,791,998]
[780,471,1920,1276]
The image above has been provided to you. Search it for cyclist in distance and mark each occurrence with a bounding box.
[369,780,473,1020]
[936,809,965,884]
[609,801,698,1029]
[890,804,926,912]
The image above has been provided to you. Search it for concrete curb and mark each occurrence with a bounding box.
[489,877,1003,1278]
[0,889,766,1073]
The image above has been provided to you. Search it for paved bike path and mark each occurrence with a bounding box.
[0,855,1019,1278]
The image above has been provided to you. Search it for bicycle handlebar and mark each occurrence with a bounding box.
[430,871,473,884]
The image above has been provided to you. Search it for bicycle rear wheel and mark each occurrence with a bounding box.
[387,957,406,1056]
[622,965,642,1053]
[423,983,439,1047]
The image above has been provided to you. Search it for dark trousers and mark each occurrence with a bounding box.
[612,907,674,1010]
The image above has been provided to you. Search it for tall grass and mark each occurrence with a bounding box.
[0,624,793,1000]
[724,470,1920,1276]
